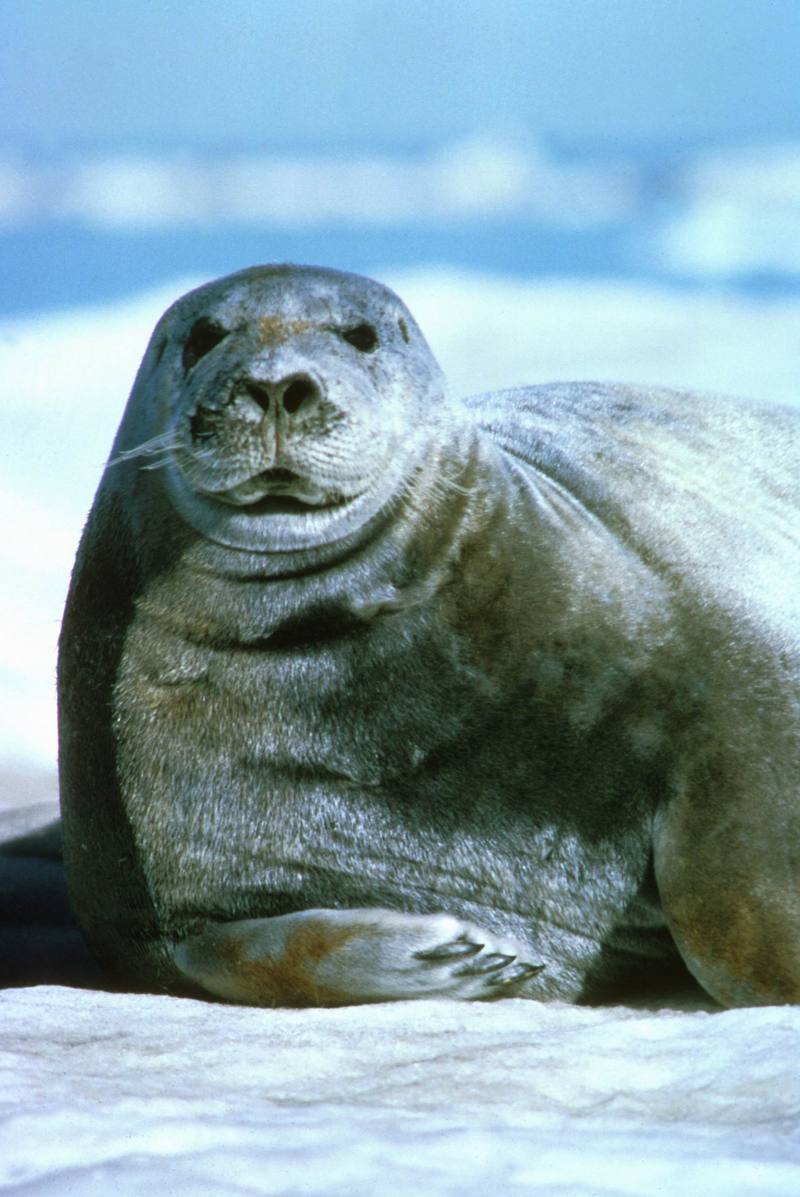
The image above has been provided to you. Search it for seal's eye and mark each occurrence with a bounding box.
[183,317,229,372]
[341,323,378,353]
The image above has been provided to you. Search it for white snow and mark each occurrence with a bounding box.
[1,986,798,1195]
[1,271,799,767]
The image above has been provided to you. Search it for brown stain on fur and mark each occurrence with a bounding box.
[258,316,315,346]
[215,919,376,1007]
[666,893,800,1005]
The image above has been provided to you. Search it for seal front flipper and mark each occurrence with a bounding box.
[172,908,545,1007]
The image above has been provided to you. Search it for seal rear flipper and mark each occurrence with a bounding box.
[654,756,800,1008]
[171,907,545,1007]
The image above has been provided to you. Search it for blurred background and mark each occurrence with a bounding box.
[2,0,800,783]
[4,0,800,311]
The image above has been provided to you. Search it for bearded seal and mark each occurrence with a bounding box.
[58,264,800,1008]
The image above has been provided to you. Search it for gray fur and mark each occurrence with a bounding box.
[58,265,800,1007]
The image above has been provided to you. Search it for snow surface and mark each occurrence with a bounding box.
[2,269,800,768]
[0,977,798,1194]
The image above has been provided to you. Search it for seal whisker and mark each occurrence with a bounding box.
[436,464,472,496]
[140,456,178,472]
[107,432,182,468]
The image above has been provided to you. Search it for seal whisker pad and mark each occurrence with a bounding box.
[59,263,800,1010]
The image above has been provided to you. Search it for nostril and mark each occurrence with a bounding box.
[243,381,271,412]
[240,375,320,415]
[282,377,318,415]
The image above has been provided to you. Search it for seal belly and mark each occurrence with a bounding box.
[113,576,675,1001]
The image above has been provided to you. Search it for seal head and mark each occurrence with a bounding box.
[112,266,449,559]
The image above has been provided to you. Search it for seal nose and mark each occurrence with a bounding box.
[243,373,321,415]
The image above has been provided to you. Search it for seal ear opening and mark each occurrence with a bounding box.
[182,318,229,372]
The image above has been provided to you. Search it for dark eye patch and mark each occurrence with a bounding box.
[183,317,229,372]
[341,323,379,353]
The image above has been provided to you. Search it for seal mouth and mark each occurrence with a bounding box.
[164,444,412,554]
[242,491,351,515]
[208,466,356,514]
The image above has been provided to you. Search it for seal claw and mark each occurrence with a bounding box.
[414,936,484,961]
[455,951,517,976]
[487,961,546,987]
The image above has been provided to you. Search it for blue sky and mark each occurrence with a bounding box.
[2,0,800,151]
